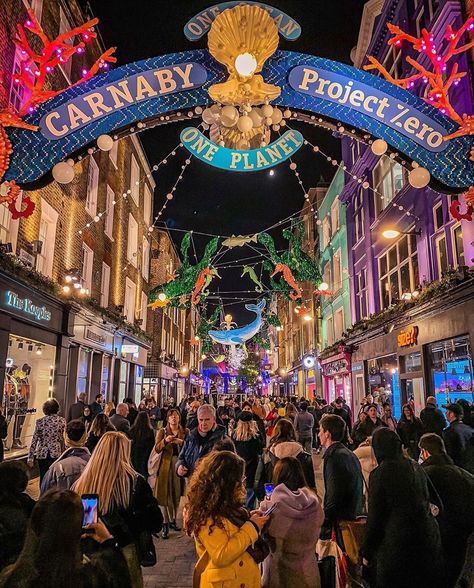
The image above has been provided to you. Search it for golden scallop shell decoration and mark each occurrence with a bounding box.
[208,4,281,106]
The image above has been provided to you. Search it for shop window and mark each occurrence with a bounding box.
[3,335,56,459]
[367,354,401,418]
[58,8,73,81]
[35,199,58,278]
[428,336,473,409]
[130,154,140,205]
[373,157,406,215]
[105,185,114,239]
[333,249,342,291]
[334,307,344,340]
[100,262,110,308]
[451,224,464,268]
[400,351,422,373]
[77,347,91,397]
[119,360,128,399]
[124,277,136,323]
[141,291,148,331]
[322,217,331,248]
[135,365,144,405]
[433,202,444,231]
[81,243,94,292]
[142,237,150,281]
[127,214,138,266]
[109,140,118,167]
[331,200,339,234]
[86,158,99,217]
[144,184,152,226]
[435,233,448,277]
[379,234,418,308]
[354,188,364,243]
[101,356,111,398]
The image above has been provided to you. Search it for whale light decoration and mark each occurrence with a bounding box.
[208,299,266,346]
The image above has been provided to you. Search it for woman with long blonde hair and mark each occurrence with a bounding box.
[186,451,268,588]
[232,412,263,508]
[72,432,163,588]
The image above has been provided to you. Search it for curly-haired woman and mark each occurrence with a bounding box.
[185,450,269,588]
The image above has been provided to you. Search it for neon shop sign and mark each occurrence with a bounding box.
[5,290,52,322]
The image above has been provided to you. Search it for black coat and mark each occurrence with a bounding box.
[363,456,445,588]
[422,453,474,587]
[397,417,424,460]
[130,432,155,478]
[443,421,474,474]
[232,434,263,487]
[0,416,7,463]
[420,404,446,436]
[352,417,385,447]
[67,401,86,422]
[322,441,363,535]
[0,492,35,570]
[176,424,226,476]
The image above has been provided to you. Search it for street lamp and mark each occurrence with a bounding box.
[382,227,422,239]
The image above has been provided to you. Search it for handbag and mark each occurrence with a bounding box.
[318,555,336,588]
[147,435,164,490]
[339,517,367,566]
[134,529,156,567]
[316,531,348,588]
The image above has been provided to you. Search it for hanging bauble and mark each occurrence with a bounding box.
[52,161,75,184]
[66,158,75,167]
[237,115,253,133]
[261,104,273,118]
[236,138,251,150]
[202,108,215,125]
[97,134,114,151]
[264,117,273,126]
[249,107,264,128]
[371,139,388,155]
[271,108,283,124]
[221,105,239,127]
[408,166,431,188]
[283,109,291,118]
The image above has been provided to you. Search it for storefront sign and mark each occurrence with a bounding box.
[122,344,139,354]
[180,127,303,172]
[85,329,106,345]
[398,325,419,347]
[184,2,301,41]
[5,290,51,322]
[39,63,207,139]
[18,249,35,268]
[324,359,348,376]
[289,66,448,153]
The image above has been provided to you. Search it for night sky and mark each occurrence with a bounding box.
[88,0,366,321]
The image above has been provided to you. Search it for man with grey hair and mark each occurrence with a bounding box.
[67,392,87,422]
[110,403,130,435]
[176,403,226,477]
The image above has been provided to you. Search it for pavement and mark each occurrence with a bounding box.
[26,452,324,588]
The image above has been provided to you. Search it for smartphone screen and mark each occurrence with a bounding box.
[264,483,274,498]
[82,494,99,527]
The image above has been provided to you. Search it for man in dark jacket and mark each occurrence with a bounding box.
[420,396,446,436]
[329,397,352,441]
[67,392,87,422]
[110,403,131,435]
[420,433,474,587]
[40,419,90,494]
[319,414,363,537]
[295,401,314,453]
[89,393,103,420]
[176,404,226,477]
[443,403,474,473]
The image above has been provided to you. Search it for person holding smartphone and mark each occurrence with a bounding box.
[260,457,324,588]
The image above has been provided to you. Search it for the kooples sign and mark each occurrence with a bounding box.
[40,63,207,140]
[289,66,449,152]
[5,291,51,322]
[398,325,419,347]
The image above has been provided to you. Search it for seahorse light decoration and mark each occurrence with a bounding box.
[241,265,264,293]
[271,263,302,301]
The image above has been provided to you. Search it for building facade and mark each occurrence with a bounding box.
[340,0,474,417]
[0,0,153,459]
[317,167,354,405]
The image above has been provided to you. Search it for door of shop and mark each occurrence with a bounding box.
[403,378,425,416]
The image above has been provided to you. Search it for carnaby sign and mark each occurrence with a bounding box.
[180,127,303,171]
[40,63,207,139]
[289,66,448,152]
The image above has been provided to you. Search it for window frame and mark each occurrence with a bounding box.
[327,316,334,346]
[322,217,331,248]
[451,223,464,268]
[82,243,94,292]
[105,185,115,239]
[124,277,136,324]
[127,214,139,266]
[333,248,342,292]
[378,234,418,308]
[331,200,340,235]
[354,188,365,244]
[130,154,140,206]
[143,184,152,226]
[142,237,150,281]
[86,158,99,217]
[100,262,111,308]
[373,157,406,215]
[58,7,73,81]
[35,199,58,278]
[141,291,148,331]
[334,307,344,340]
[433,201,444,232]
[109,140,118,168]
[435,232,448,277]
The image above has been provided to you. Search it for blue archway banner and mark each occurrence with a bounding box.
[6,48,474,188]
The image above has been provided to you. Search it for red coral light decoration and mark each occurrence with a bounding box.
[449,199,473,221]
[8,194,35,219]
[364,18,474,130]
[14,9,117,115]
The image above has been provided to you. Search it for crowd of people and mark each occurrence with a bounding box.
[0,389,472,588]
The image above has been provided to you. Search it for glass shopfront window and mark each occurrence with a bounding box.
[367,354,401,418]
[119,361,128,399]
[2,334,56,459]
[428,335,474,411]
[77,348,91,396]
[135,365,143,405]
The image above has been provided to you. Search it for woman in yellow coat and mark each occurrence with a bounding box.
[185,450,269,588]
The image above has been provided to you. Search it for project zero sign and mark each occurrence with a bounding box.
[289,66,447,152]
[180,127,304,171]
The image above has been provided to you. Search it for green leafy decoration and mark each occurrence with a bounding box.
[238,351,261,385]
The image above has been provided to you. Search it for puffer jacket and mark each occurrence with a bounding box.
[176,424,226,476]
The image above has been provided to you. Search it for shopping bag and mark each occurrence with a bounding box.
[339,517,367,566]
[147,444,163,489]
[316,534,348,588]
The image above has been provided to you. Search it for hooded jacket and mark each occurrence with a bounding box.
[268,441,315,489]
[261,483,323,588]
